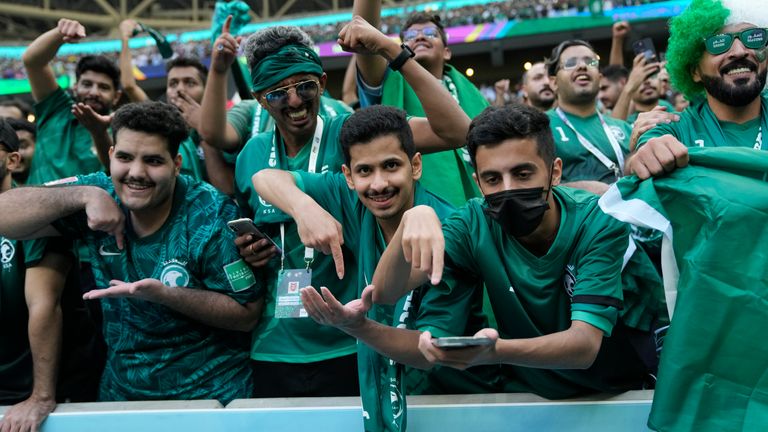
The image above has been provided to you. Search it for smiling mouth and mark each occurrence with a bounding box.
[122,181,154,191]
[573,74,591,84]
[366,189,397,204]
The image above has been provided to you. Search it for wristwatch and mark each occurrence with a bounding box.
[388,44,415,71]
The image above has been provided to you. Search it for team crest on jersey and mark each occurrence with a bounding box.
[609,126,626,142]
[563,264,576,298]
[160,260,190,287]
[1,239,15,266]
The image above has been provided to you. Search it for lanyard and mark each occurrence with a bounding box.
[276,116,325,270]
[555,108,625,179]
[756,126,763,150]
[251,103,262,138]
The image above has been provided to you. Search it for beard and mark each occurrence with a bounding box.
[700,60,768,107]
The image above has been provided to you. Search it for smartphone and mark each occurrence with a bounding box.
[227,218,281,252]
[632,38,658,63]
[433,336,495,349]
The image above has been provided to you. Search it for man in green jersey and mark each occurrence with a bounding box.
[0,101,263,403]
[610,54,676,124]
[0,119,103,432]
[628,0,768,179]
[302,104,652,401]
[213,18,469,397]
[199,19,353,164]
[545,40,634,195]
[22,19,122,184]
[353,0,489,207]
[251,105,495,431]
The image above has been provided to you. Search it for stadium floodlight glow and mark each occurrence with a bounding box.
[465,68,475,77]
[524,61,533,71]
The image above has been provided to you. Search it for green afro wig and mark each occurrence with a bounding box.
[666,0,730,101]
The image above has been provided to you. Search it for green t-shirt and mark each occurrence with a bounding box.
[295,171,468,432]
[638,94,768,150]
[28,88,103,185]
[0,235,31,403]
[234,113,359,362]
[51,173,261,403]
[178,129,207,183]
[547,109,632,184]
[626,99,676,124]
[427,187,647,399]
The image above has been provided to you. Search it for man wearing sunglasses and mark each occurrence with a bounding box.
[628,0,768,179]
[545,40,634,196]
[221,21,470,398]
[352,1,490,208]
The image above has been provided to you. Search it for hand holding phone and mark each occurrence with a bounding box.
[228,218,282,254]
[632,38,658,63]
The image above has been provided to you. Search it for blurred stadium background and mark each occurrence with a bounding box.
[0,0,685,106]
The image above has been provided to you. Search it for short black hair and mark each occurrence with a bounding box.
[466,104,555,169]
[5,118,35,138]
[0,118,20,152]
[0,98,32,119]
[340,105,414,166]
[165,56,208,84]
[111,101,188,157]
[400,12,448,45]
[600,64,629,82]
[546,40,595,77]
[76,55,120,90]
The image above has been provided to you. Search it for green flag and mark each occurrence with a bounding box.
[599,147,768,432]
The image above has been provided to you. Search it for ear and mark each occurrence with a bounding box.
[112,89,123,106]
[550,157,563,187]
[472,171,482,195]
[411,152,423,181]
[318,73,328,93]
[341,164,355,189]
[443,46,452,62]
[174,153,182,176]
[4,151,21,172]
[549,75,558,94]
[691,64,702,84]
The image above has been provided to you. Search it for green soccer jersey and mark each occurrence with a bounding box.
[234,113,359,363]
[638,94,768,150]
[28,88,103,185]
[0,235,31,403]
[50,173,261,403]
[547,109,632,184]
[228,95,353,148]
[178,129,207,183]
[426,187,647,399]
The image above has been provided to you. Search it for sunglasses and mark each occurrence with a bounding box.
[262,79,320,108]
[704,28,768,55]
[402,27,441,43]
[559,56,600,71]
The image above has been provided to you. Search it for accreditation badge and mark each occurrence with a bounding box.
[274,268,311,318]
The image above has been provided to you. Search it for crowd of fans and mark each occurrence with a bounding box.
[1,1,764,432]
[1,0,670,80]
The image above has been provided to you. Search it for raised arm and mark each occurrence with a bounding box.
[252,169,345,278]
[22,19,86,102]
[371,205,442,304]
[0,185,124,247]
[199,16,242,152]
[0,251,72,432]
[611,54,659,121]
[338,16,470,153]
[351,0,388,87]
[118,19,149,103]
[609,21,630,67]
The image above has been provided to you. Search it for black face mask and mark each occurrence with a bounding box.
[483,187,550,238]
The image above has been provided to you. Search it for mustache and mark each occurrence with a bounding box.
[364,187,398,199]
[121,177,155,187]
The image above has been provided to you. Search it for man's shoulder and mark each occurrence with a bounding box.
[178,176,238,221]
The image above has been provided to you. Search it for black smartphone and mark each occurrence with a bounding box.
[227,218,281,253]
[632,38,658,63]
[432,336,495,349]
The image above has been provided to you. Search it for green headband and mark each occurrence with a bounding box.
[666,0,730,101]
[250,44,323,93]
